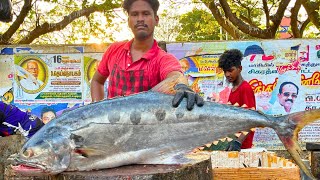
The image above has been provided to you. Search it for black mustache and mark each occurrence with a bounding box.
[134,24,148,28]
[285,99,293,103]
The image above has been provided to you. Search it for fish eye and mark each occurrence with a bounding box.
[23,149,34,157]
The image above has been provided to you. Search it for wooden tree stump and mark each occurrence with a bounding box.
[0,135,25,180]
[306,142,320,179]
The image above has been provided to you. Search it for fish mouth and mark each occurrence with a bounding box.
[11,163,47,176]
[12,164,43,171]
[9,156,47,174]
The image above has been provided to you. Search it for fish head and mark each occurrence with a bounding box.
[9,127,73,175]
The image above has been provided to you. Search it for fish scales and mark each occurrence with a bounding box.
[11,93,267,168]
[8,82,320,179]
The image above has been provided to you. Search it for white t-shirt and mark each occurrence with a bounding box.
[269,99,299,115]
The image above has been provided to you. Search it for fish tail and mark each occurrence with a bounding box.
[272,109,320,180]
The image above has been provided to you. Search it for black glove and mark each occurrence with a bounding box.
[225,140,242,151]
[172,84,204,111]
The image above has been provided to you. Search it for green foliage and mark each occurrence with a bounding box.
[2,0,319,44]
[197,0,320,39]
[176,8,221,41]
[303,25,320,38]
[0,0,122,44]
[154,9,181,41]
[229,0,263,24]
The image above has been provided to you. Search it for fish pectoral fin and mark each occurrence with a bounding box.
[70,133,84,145]
[74,147,106,158]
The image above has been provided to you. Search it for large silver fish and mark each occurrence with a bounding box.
[9,77,320,179]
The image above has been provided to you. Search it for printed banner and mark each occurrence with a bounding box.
[181,57,226,102]
[83,53,104,103]
[1,41,319,150]
[13,54,83,104]
[0,54,14,104]
[168,39,320,150]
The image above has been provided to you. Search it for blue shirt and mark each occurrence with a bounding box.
[0,101,44,138]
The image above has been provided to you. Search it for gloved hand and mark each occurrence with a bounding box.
[225,140,242,151]
[172,84,204,111]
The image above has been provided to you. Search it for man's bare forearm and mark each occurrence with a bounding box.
[166,71,188,85]
[90,81,105,102]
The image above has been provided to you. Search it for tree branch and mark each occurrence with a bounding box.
[0,0,32,44]
[262,0,270,27]
[217,0,284,38]
[302,0,320,29]
[239,14,258,28]
[234,0,257,27]
[290,0,302,38]
[300,18,311,35]
[18,1,121,44]
[206,1,240,39]
[216,0,291,39]
[273,0,291,21]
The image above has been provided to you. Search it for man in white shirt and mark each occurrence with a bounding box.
[19,60,43,91]
[271,81,299,115]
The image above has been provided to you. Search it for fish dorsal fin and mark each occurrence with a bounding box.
[151,74,187,95]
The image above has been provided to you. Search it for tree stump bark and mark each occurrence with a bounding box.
[306,142,320,179]
[0,135,25,180]
[5,152,212,180]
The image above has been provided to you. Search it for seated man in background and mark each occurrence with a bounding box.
[0,101,44,139]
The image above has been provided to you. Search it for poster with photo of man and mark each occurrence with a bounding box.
[267,71,304,115]
[13,54,83,104]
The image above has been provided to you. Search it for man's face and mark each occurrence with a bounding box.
[42,111,56,124]
[277,84,298,112]
[26,61,39,78]
[127,0,159,41]
[223,66,242,83]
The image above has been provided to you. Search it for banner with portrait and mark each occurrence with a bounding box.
[167,39,320,150]
[177,54,227,102]
[1,41,319,149]
[13,54,83,104]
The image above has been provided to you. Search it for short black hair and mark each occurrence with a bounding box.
[41,107,56,118]
[279,82,299,94]
[218,49,243,71]
[122,0,160,15]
